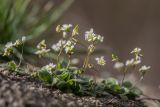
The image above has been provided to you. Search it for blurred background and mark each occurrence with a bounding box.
[0,0,159,106]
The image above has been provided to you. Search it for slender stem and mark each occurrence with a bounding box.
[121,72,126,86]
[67,55,71,69]
[83,52,91,70]
[18,43,24,67]
[121,67,127,86]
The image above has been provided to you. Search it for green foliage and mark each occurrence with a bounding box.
[36,61,142,99]
[0,0,74,60]
[7,61,17,71]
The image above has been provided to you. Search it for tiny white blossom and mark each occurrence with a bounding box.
[131,47,141,54]
[43,63,56,72]
[95,56,106,66]
[139,65,150,72]
[125,58,134,66]
[139,65,151,80]
[5,42,14,48]
[51,40,66,52]
[63,32,67,38]
[14,39,22,47]
[97,35,104,42]
[22,36,26,42]
[114,62,124,70]
[64,40,76,54]
[35,48,50,57]
[61,24,72,31]
[134,59,141,65]
[85,28,97,42]
[37,40,46,49]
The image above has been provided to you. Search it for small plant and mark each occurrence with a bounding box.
[1,37,26,74]
[112,47,151,85]
[33,24,151,99]
[1,24,151,100]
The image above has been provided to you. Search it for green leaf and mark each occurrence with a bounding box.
[105,78,119,86]
[56,81,68,90]
[52,77,59,86]
[129,87,143,97]
[38,70,52,84]
[7,61,17,71]
[122,81,133,88]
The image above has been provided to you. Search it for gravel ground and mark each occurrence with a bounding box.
[0,69,146,107]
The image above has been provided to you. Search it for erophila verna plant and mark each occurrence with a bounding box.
[112,47,151,85]
[3,24,151,99]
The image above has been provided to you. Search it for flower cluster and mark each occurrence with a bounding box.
[64,40,76,55]
[35,40,50,57]
[56,24,75,38]
[54,24,79,55]
[3,36,26,56]
[85,28,104,43]
[95,56,106,66]
[112,47,151,81]
[42,63,56,73]
[52,40,66,52]
[83,28,105,69]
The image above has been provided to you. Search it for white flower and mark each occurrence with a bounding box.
[35,48,50,57]
[97,35,104,42]
[139,65,151,80]
[43,63,56,72]
[63,32,67,38]
[52,40,66,52]
[114,62,124,70]
[134,59,141,65]
[85,28,104,43]
[37,40,46,49]
[131,47,141,54]
[61,24,72,31]
[125,58,134,66]
[139,65,150,72]
[85,28,97,42]
[64,40,76,54]
[95,56,106,66]
[14,39,22,47]
[22,36,26,42]
[5,42,14,48]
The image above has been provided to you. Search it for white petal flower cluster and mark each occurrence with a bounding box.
[125,58,141,67]
[35,40,50,57]
[131,47,143,60]
[56,24,73,38]
[85,28,104,43]
[52,40,66,52]
[35,49,50,57]
[131,47,141,54]
[139,65,150,72]
[43,63,56,72]
[64,40,76,55]
[61,24,72,31]
[95,56,106,66]
[3,37,26,56]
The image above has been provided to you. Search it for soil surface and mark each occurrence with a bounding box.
[0,68,146,107]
